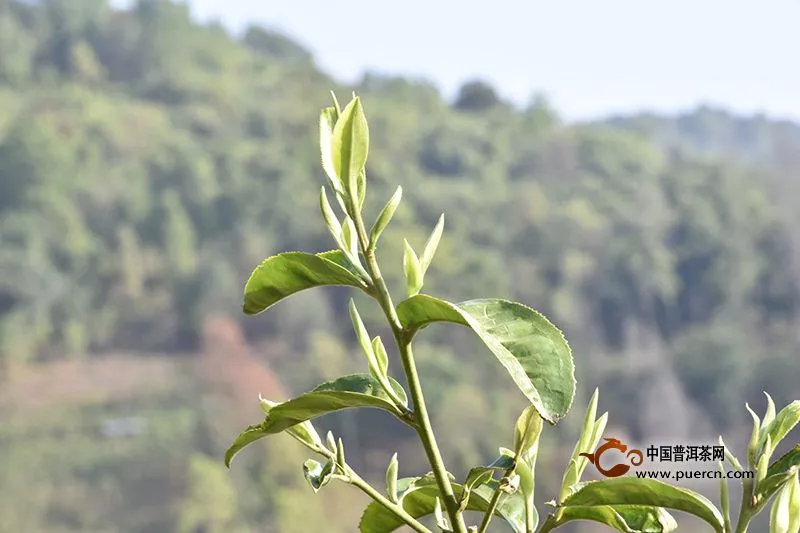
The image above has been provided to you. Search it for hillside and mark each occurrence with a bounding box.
[0,1,799,532]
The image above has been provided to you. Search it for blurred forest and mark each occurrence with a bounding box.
[0,1,799,532]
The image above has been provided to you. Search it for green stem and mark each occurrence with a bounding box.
[476,486,504,533]
[351,205,469,533]
[536,517,558,533]
[347,468,433,533]
[322,445,432,533]
[734,478,754,533]
[476,468,513,533]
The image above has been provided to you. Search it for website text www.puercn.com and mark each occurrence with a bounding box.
[635,469,756,481]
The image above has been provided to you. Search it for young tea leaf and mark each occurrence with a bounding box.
[357,169,366,209]
[326,430,337,453]
[762,391,777,431]
[386,453,399,503]
[433,497,447,530]
[349,299,378,371]
[514,457,538,532]
[539,505,678,533]
[747,403,762,467]
[396,295,575,424]
[762,401,800,455]
[359,478,528,533]
[757,434,773,484]
[420,214,444,274]
[487,449,516,471]
[576,412,608,481]
[303,458,334,493]
[576,388,600,455]
[336,438,346,473]
[319,107,343,194]
[320,186,344,245]
[369,186,402,250]
[756,465,799,513]
[260,396,323,452]
[331,96,369,214]
[372,336,389,378]
[225,374,408,467]
[341,216,360,258]
[768,444,800,479]
[403,240,423,297]
[560,478,725,533]
[330,90,342,117]
[513,405,543,460]
[770,470,800,533]
[242,251,368,315]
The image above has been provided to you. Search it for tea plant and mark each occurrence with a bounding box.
[225,92,800,533]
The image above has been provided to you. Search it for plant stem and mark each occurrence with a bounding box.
[536,517,558,533]
[347,467,433,533]
[476,467,513,533]
[476,487,504,533]
[734,478,754,533]
[323,445,433,533]
[351,207,469,533]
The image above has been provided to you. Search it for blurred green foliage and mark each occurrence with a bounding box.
[0,1,798,532]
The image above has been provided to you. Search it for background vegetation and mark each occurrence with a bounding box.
[0,1,798,531]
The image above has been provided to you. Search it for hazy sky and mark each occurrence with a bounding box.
[128,0,800,121]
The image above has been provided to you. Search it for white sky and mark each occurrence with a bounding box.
[119,0,800,121]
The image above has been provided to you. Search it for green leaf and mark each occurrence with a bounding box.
[763,392,777,430]
[330,90,342,117]
[403,240,423,297]
[433,497,447,530]
[336,438,346,473]
[757,434,773,484]
[359,477,528,533]
[488,448,517,470]
[372,336,389,378]
[369,186,402,249]
[575,388,600,457]
[462,467,495,504]
[515,457,538,532]
[762,401,800,454]
[419,214,444,274]
[319,107,342,193]
[755,446,800,511]
[332,96,369,210]
[747,403,762,467]
[386,453,399,503]
[303,458,334,493]
[541,505,678,533]
[562,389,605,498]
[225,374,408,466]
[560,478,724,532]
[341,216,359,258]
[319,186,343,245]
[349,299,378,371]
[769,444,800,479]
[514,404,544,460]
[770,470,800,533]
[260,396,323,452]
[357,169,367,209]
[396,295,575,424]
[242,251,367,315]
[575,413,609,481]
